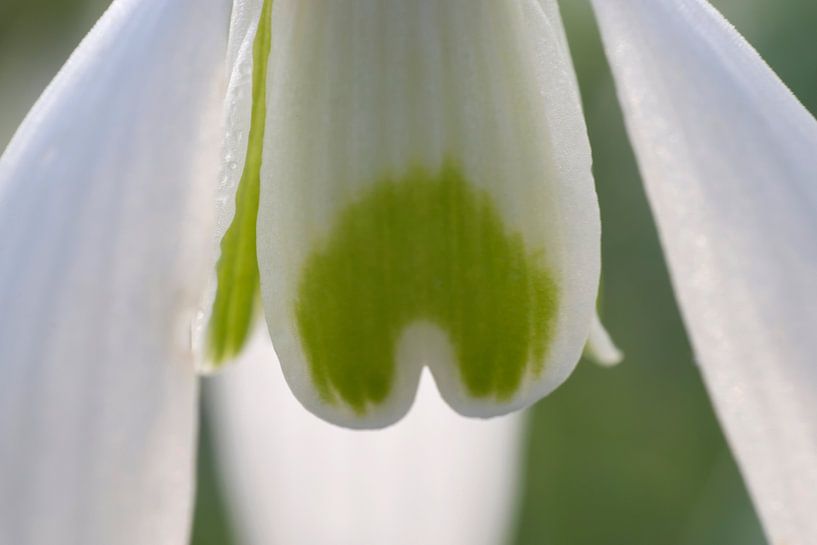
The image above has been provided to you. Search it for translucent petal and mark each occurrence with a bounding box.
[208,330,525,545]
[258,0,600,427]
[591,1,817,542]
[0,0,229,542]
[226,0,264,72]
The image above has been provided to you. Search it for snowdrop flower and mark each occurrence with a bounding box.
[0,1,814,545]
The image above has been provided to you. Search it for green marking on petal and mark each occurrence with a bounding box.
[295,163,559,414]
[207,0,273,365]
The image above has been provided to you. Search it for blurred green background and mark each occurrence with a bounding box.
[2,1,815,544]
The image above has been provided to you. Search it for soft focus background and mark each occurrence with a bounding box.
[2,1,815,544]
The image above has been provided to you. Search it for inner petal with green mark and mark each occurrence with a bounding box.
[236,0,603,428]
[206,0,273,364]
[295,163,559,414]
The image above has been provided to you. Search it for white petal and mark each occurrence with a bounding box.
[259,0,600,427]
[0,0,229,543]
[226,0,264,73]
[585,313,623,367]
[208,330,525,545]
[591,1,817,543]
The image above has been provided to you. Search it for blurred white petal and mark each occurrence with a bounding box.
[0,0,229,543]
[585,314,623,367]
[259,0,600,427]
[591,0,817,543]
[209,330,525,545]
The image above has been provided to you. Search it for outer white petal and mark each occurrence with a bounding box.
[591,1,817,543]
[259,0,600,427]
[208,331,525,545]
[0,0,229,543]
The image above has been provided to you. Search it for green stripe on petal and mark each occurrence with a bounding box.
[207,0,273,364]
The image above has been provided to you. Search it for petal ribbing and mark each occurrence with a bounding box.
[259,0,600,427]
[0,0,228,543]
[208,330,524,545]
[591,1,817,543]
